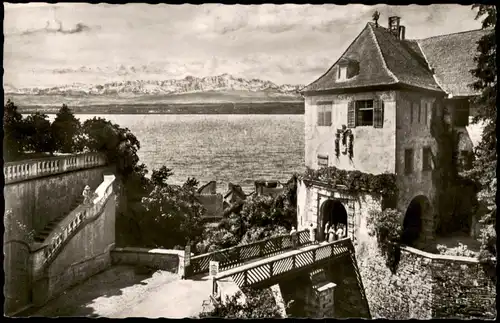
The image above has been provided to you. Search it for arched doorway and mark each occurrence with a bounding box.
[402,195,431,247]
[320,200,348,240]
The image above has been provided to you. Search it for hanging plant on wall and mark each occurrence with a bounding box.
[337,125,353,157]
[334,132,341,158]
[348,133,354,159]
[301,166,398,199]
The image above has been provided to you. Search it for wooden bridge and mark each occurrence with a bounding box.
[211,238,352,295]
[186,230,313,277]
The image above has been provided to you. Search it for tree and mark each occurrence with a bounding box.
[140,174,205,248]
[3,99,27,160]
[150,166,174,187]
[24,112,56,154]
[81,117,142,180]
[199,287,283,318]
[465,5,497,212]
[51,104,81,153]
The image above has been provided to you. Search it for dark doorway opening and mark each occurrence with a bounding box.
[320,200,348,240]
[402,196,430,247]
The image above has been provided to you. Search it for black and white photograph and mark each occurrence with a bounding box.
[3,3,497,319]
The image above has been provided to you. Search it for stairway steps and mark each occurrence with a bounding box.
[32,194,88,243]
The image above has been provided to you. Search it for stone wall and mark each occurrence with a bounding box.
[4,165,111,236]
[394,90,441,247]
[111,247,185,275]
[296,179,382,243]
[30,180,116,308]
[354,223,496,319]
[304,90,397,174]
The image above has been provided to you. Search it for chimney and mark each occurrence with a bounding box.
[398,25,406,40]
[388,16,400,36]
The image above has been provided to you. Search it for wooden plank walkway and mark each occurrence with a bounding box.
[213,238,352,294]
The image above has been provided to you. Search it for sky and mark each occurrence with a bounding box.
[4,3,482,89]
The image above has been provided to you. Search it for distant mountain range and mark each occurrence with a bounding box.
[4,74,304,98]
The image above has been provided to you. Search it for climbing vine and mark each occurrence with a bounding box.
[301,166,397,198]
[366,208,403,273]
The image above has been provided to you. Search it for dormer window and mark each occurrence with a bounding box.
[336,58,359,82]
[338,66,348,81]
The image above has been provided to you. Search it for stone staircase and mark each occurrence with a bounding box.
[33,196,85,243]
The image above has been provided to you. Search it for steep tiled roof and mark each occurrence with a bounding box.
[303,23,489,96]
[303,23,440,93]
[302,23,397,93]
[417,28,491,97]
[371,24,441,92]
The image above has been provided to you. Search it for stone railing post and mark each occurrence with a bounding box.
[183,245,192,278]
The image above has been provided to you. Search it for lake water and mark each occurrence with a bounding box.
[44,114,305,194]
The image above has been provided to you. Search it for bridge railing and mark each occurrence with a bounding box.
[188,230,311,277]
[40,175,115,267]
[3,152,106,184]
[212,238,352,295]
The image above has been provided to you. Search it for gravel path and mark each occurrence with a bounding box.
[32,265,209,318]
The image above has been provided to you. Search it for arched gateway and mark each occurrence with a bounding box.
[319,200,348,241]
[402,195,432,248]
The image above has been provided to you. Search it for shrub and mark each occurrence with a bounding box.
[367,208,403,272]
[200,287,283,318]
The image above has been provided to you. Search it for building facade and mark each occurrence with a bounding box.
[297,16,489,249]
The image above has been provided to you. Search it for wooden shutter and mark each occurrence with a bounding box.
[317,105,323,126]
[347,101,355,128]
[410,102,414,124]
[325,107,332,126]
[373,99,384,128]
[424,102,428,126]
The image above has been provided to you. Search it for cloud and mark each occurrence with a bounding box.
[20,20,93,36]
[191,4,375,36]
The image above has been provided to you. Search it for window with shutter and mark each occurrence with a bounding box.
[317,104,332,126]
[317,105,324,126]
[418,103,422,124]
[325,109,332,126]
[373,100,384,128]
[347,101,355,128]
[355,100,374,126]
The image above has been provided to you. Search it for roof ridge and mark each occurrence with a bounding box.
[303,23,372,91]
[415,41,447,95]
[368,23,399,84]
[414,27,491,41]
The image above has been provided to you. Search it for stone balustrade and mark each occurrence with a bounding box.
[40,175,115,267]
[3,152,106,185]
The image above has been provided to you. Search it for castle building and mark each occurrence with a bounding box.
[296,16,489,249]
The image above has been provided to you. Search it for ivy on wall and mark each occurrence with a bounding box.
[366,208,404,273]
[300,166,398,198]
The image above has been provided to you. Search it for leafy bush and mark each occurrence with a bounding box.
[478,223,497,261]
[200,287,283,318]
[139,177,205,249]
[436,243,478,258]
[367,208,403,271]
